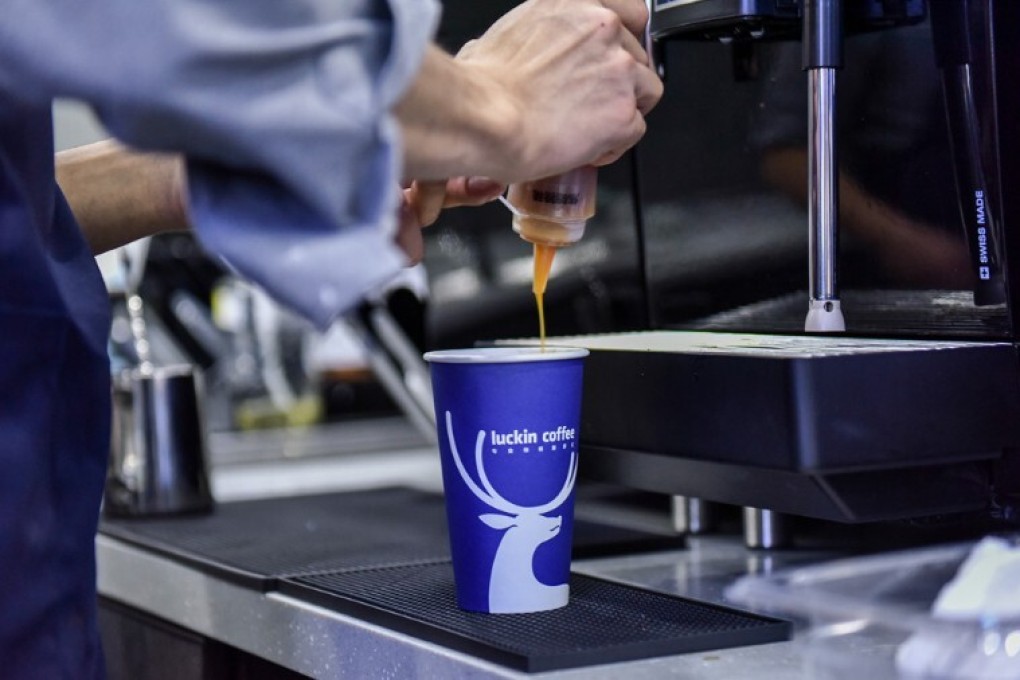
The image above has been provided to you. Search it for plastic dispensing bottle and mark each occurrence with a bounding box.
[507,166,597,247]
[506,166,597,348]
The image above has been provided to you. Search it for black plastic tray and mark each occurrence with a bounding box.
[99,487,682,591]
[282,562,792,672]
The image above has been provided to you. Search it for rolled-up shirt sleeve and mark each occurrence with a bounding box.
[2,0,440,328]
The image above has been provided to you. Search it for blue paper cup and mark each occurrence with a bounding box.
[423,346,588,613]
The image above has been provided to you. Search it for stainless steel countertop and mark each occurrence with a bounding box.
[96,420,833,679]
[98,534,820,679]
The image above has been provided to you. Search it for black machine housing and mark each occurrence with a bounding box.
[581,0,1020,525]
[424,0,1020,528]
[649,0,926,42]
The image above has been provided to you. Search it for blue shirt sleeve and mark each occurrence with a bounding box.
[1,0,440,328]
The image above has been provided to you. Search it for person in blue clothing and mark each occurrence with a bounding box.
[0,0,661,676]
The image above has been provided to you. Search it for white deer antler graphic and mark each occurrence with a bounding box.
[445,410,577,612]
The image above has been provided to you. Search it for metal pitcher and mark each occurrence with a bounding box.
[104,364,214,517]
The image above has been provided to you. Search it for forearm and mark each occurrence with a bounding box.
[56,140,189,255]
[395,45,520,183]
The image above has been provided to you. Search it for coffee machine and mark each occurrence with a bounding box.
[558,0,1020,543]
[424,0,1020,545]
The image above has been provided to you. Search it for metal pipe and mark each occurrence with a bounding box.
[803,0,845,332]
[808,68,838,304]
[346,310,437,444]
[743,507,790,549]
[670,496,713,535]
[805,68,845,332]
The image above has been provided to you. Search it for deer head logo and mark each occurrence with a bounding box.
[445,410,577,613]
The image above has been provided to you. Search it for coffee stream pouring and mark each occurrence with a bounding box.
[501,167,598,348]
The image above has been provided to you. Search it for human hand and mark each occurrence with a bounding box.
[456,0,663,179]
[394,177,506,264]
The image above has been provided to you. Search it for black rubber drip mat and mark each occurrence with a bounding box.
[100,487,450,590]
[99,487,682,591]
[280,562,792,672]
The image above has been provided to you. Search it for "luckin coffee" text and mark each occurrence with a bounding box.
[490,426,576,446]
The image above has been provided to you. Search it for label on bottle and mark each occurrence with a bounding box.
[531,189,581,206]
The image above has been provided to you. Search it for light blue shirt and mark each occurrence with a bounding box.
[1,0,441,328]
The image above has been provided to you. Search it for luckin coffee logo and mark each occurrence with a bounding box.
[445,411,577,612]
[489,426,576,452]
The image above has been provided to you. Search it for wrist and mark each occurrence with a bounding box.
[453,59,526,181]
[396,46,524,182]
